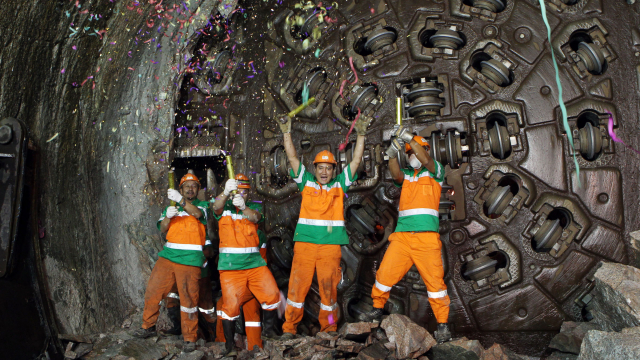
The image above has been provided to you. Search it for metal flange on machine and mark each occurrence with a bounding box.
[460,234,521,292]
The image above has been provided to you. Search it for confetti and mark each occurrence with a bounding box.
[46,133,59,142]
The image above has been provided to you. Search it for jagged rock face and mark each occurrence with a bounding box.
[577,327,640,360]
[0,0,215,334]
[548,321,601,355]
[588,262,640,332]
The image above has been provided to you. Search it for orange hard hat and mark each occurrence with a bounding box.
[313,150,337,165]
[179,173,201,187]
[235,173,251,189]
[405,135,431,152]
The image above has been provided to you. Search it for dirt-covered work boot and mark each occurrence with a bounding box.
[357,307,383,323]
[132,325,157,339]
[222,319,237,356]
[434,323,452,344]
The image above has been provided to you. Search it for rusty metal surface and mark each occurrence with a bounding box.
[170,0,640,354]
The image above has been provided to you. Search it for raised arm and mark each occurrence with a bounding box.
[349,115,373,178]
[283,132,301,177]
[409,139,435,173]
[385,139,404,184]
[349,135,365,179]
[279,115,301,177]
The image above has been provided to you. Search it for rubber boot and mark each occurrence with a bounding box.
[132,325,156,339]
[164,306,182,335]
[434,323,452,344]
[261,310,279,339]
[222,320,237,356]
[357,307,383,323]
[206,321,217,342]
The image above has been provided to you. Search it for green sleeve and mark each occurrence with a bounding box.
[429,160,445,183]
[289,163,308,192]
[338,164,358,192]
[157,206,169,230]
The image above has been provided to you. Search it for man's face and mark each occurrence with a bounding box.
[237,188,249,202]
[180,180,199,200]
[315,163,335,185]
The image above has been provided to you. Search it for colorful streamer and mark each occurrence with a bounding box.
[606,110,640,155]
[538,0,581,186]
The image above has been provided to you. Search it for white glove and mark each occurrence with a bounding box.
[224,179,238,196]
[168,189,183,203]
[166,206,178,219]
[232,194,246,211]
[395,126,414,143]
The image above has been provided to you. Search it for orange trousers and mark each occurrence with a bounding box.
[372,232,450,323]
[219,266,280,320]
[283,242,341,334]
[215,296,263,349]
[142,257,200,342]
[166,276,216,323]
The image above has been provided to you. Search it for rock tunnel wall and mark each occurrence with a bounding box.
[0,0,216,334]
[1,0,640,352]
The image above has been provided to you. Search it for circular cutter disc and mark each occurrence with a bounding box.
[473,0,506,12]
[488,123,511,159]
[364,28,397,53]
[300,8,322,37]
[534,218,563,251]
[350,207,376,235]
[430,29,464,49]
[578,122,603,161]
[270,238,294,269]
[480,59,511,86]
[577,42,606,75]
[485,185,514,216]
[406,82,443,102]
[306,69,326,95]
[464,255,499,281]
[351,85,377,114]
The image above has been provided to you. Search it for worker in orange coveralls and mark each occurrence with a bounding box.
[277,112,370,339]
[163,237,216,340]
[358,127,451,344]
[211,174,280,356]
[215,230,269,350]
[132,173,209,353]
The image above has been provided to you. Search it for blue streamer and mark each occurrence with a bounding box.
[538,0,581,187]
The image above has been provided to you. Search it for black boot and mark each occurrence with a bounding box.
[164,306,182,335]
[357,307,383,323]
[206,320,217,342]
[222,319,237,356]
[261,310,280,339]
[434,323,452,344]
[132,325,157,338]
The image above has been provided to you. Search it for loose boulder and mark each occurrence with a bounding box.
[429,337,483,360]
[380,314,437,359]
[588,262,640,332]
[577,327,640,360]
[548,321,601,354]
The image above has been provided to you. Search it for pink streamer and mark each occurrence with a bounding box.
[339,57,359,100]
[338,108,360,151]
[606,110,640,155]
